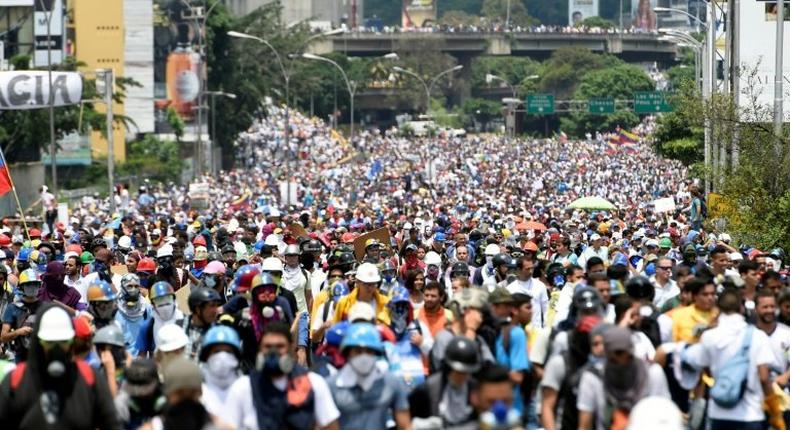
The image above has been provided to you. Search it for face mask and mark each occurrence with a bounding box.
[256,350,294,376]
[155,302,176,320]
[486,256,493,266]
[391,310,409,335]
[383,272,395,284]
[92,261,107,273]
[205,351,239,389]
[349,353,377,376]
[22,284,39,298]
[158,259,172,271]
[203,276,216,289]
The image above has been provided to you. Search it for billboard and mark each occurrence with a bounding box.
[631,0,658,31]
[569,0,599,26]
[402,0,436,28]
[0,71,82,109]
[33,0,64,67]
[737,0,790,121]
[153,0,202,131]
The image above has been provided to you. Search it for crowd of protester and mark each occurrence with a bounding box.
[0,105,786,430]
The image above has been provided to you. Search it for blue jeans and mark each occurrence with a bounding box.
[709,419,764,430]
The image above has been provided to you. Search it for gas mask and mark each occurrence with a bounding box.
[90,301,117,321]
[479,400,521,429]
[157,257,173,272]
[427,265,440,280]
[122,285,141,304]
[42,340,71,379]
[348,353,377,376]
[204,351,239,389]
[256,349,294,376]
[390,303,411,336]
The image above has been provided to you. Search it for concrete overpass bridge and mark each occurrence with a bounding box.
[309,32,679,64]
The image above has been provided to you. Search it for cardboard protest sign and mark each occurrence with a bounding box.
[353,227,392,261]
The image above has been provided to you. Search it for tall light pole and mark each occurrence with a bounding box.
[392,64,464,113]
[659,35,702,91]
[302,53,358,143]
[204,91,236,174]
[181,0,222,179]
[228,28,343,207]
[96,69,115,215]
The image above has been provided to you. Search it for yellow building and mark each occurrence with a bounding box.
[69,0,126,162]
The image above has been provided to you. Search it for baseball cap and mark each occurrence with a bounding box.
[489,287,513,304]
[645,239,660,248]
[590,233,601,241]
[162,357,202,395]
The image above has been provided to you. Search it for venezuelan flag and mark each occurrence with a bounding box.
[0,149,12,196]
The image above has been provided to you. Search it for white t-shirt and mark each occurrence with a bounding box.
[221,373,340,430]
[765,323,790,375]
[684,313,773,422]
[506,277,549,328]
[650,276,679,309]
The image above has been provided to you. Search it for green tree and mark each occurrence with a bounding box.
[536,47,622,100]
[471,57,540,97]
[438,0,484,16]
[524,0,566,25]
[482,0,534,26]
[119,135,185,184]
[560,64,654,136]
[440,10,481,26]
[578,16,615,29]
[461,97,501,130]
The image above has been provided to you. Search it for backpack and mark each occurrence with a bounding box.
[557,352,594,430]
[709,325,753,408]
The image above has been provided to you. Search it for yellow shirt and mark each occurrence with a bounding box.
[671,305,718,343]
[332,288,391,326]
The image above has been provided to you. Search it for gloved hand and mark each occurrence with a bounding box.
[764,392,786,430]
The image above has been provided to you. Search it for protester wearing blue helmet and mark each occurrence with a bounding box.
[328,322,411,429]
[135,281,185,358]
[16,247,32,273]
[200,325,243,418]
[313,321,350,377]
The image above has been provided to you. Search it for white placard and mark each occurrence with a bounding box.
[0,71,82,109]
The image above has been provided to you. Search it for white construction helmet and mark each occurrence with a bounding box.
[261,257,284,272]
[117,235,132,250]
[156,244,174,259]
[356,262,381,283]
[424,251,442,266]
[284,244,301,256]
[155,323,189,353]
[38,306,75,342]
[484,244,501,256]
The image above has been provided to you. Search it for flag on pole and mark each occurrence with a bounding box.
[0,149,13,196]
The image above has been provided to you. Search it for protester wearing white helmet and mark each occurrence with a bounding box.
[281,244,311,314]
[332,262,391,325]
[424,251,443,284]
[155,323,189,372]
[0,305,119,428]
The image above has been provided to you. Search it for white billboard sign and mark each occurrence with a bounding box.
[569,0,599,26]
[0,71,82,109]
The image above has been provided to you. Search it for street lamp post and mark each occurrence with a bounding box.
[228,28,343,207]
[486,74,537,138]
[302,53,358,143]
[392,65,464,113]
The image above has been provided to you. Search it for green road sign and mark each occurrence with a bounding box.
[633,91,673,113]
[527,94,555,114]
[588,98,615,114]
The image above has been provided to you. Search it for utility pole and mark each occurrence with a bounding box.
[97,68,115,215]
[731,0,740,167]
